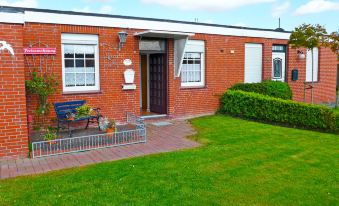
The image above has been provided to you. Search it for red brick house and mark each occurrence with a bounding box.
[0,6,338,159]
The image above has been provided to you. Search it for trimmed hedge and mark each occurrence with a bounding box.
[220,90,338,132]
[229,81,293,100]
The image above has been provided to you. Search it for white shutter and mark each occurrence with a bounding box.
[306,48,319,82]
[245,43,263,83]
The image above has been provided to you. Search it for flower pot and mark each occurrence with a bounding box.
[124,69,135,84]
[106,128,115,134]
[47,140,57,145]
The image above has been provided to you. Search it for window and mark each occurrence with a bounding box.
[181,40,205,87]
[306,48,319,82]
[62,34,99,92]
[273,58,282,79]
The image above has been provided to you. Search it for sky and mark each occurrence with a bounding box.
[0,0,339,32]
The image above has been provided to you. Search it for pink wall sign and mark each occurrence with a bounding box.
[24,48,56,55]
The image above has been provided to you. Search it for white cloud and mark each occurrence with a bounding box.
[0,0,38,8]
[272,1,290,18]
[140,0,275,12]
[294,0,339,16]
[73,5,113,14]
[73,6,91,13]
[100,5,112,13]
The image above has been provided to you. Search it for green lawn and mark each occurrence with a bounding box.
[0,115,338,206]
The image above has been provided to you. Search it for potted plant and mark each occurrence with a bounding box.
[66,112,76,121]
[25,71,58,116]
[43,126,58,145]
[75,104,92,119]
[106,119,116,133]
[99,117,116,133]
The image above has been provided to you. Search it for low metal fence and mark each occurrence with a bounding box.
[31,113,146,158]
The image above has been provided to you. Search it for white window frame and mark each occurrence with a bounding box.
[181,40,205,87]
[61,33,100,92]
[306,47,319,82]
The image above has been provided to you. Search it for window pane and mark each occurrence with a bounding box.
[85,53,95,58]
[86,67,95,73]
[65,73,75,87]
[65,67,75,73]
[86,73,95,86]
[64,45,74,58]
[76,73,85,86]
[76,67,86,73]
[65,59,74,68]
[75,46,85,58]
[273,58,282,78]
[76,59,85,67]
[86,59,95,67]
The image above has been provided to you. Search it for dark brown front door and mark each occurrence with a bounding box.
[149,53,167,114]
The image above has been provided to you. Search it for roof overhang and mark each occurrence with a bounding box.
[134,30,195,39]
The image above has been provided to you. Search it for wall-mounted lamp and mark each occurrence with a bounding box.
[118,31,128,51]
[297,50,306,60]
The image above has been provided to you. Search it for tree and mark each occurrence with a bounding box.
[288,24,328,104]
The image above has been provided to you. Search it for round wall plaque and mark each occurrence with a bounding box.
[123,59,132,66]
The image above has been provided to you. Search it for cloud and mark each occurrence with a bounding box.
[294,0,339,16]
[140,0,275,12]
[73,5,113,14]
[0,0,38,8]
[272,1,290,18]
[73,6,91,13]
[100,5,112,13]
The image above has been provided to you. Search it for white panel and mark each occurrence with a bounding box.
[174,38,188,77]
[0,12,24,24]
[62,33,98,44]
[23,11,291,40]
[186,40,205,53]
[245,43,262,83]
[306,48,319,82]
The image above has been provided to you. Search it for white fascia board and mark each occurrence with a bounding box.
[24,11,290,40]
[0,12,24,24]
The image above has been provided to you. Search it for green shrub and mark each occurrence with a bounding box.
[220,90,338,132]
[229,80,293,100]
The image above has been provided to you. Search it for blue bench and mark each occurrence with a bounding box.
[54,100,102,136]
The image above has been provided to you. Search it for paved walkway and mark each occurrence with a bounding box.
[0,120,199,179]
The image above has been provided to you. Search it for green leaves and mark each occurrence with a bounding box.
[25,71,59,115]
[220,90,338,132]
[288,24,328,50]
[229,80,293,100]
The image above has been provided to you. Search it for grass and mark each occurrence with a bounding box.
[0,115,338,205]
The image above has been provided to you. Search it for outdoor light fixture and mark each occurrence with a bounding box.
[297,50,306,59]
[118,31,128,50]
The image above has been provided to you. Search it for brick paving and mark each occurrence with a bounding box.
[0,120,199,179]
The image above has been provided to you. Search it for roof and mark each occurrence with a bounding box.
[0,6,291,40]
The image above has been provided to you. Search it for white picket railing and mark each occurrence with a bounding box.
[31,113,146,158]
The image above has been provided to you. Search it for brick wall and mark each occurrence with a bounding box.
[1,22,337,158]
[24,23,142,129]
[0,23,29,159]
[168,34,337,117]
[23,23,337,122]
